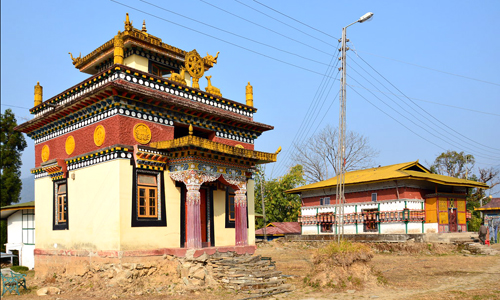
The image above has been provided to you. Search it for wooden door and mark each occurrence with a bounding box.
[448,209,458,232]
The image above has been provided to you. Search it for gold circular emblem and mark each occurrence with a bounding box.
[185,50,204,78]
[94,125,106,146]
[133,123,152,144]
[41,145,50,162]
[65,136,75,155]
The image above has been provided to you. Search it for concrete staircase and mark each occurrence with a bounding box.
[209,255,293,298]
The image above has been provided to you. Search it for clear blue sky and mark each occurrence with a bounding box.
[2,1,499,194]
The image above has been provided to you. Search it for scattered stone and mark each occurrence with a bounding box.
[37,286,61,296]
[111,294,118,299]
[347,289,356,294]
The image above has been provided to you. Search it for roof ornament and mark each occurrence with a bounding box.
[203,51,219,68]
[114,31,124,65]
[124,13,133,31]
[246,82,253,107]
[185,50,204,89]
[34,82,43,107]
[68,52,81,65]
[189,124,193,136]
[205,75,222,97]
[275,146,282,155]
[142,20,147,33]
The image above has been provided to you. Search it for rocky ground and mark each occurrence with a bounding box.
[1,240,499,299]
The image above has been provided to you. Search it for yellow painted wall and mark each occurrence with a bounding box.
[213,189,234,246]
[425,197,437,223]
[119,170,181,250]
[34,176,58,249]
[124,55,148,73]
[36,160,124,250]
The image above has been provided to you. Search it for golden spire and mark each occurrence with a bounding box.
[34,82,43,107]
[246,82,253,107]
[124,13,133,31]
[142,20,147,32]
[189,124,193,135]
[114,31,124,65]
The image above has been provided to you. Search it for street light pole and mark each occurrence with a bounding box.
[336,12,374,242]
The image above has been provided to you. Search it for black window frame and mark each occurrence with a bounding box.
[225,186,248,229]
[131,168,167,227]
[53,179,69,230]
[372,193,377,202]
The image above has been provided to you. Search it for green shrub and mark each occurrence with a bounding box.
[11,266,29,273]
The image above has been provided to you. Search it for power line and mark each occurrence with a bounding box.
[356,50,500,88]
[347,72,500,160]
[140,0,330,66]
[198,0,333,55]
[111,0,334,77]
[233,0,337,47]
[352,53,500,154]
[252,0,338,40]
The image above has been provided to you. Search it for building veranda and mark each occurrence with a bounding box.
[15,14,278,275]
[288,161,488,235]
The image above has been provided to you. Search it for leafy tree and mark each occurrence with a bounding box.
[1,109,27,251]
[254,165,306,229]
[430,150,475,179]
[292,124,378,183]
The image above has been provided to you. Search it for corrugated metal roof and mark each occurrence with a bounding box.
[255,222,301,235]
[475,198,500,211]
[286,161,488,194]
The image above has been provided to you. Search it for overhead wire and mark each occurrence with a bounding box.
[233,0,338,47]
[351,51,500,154]
[140,0,330,66]
[252,0,338,40]
[198,0,334,55]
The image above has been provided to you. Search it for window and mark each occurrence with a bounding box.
[320,197,330,205]
[151,63,173,79]
[132,170,166,227]
[138,174,158,218]
[22,209,35,245]
[53,180,68,230]
[225,186,248,228]
[371,193,377,202]
[228,189,235,222]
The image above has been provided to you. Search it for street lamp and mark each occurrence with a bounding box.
[479,195,492,218]
[336,12,374,242]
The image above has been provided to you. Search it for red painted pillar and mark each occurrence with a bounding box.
[235,190,248,246]
[186,183,202,249]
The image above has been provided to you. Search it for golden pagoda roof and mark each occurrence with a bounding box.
[151,135,278,164]
[286,161,489,194]
[70,13,215,75]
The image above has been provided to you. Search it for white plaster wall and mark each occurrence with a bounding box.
[7,211,23,244]
[302,225,318,235]
[424,222,439,233]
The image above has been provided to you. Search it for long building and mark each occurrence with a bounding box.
[287,161,487,235]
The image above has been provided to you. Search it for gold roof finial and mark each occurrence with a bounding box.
[124,13,133,31]
[246,82,253,107]
[189,124,193,135]
[142,20,147,33]
[34,81,43,107]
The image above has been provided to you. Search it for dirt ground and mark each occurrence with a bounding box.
[2,241,500,300]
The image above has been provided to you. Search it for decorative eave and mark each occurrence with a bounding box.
[133,145,169,171]
[151,135,277,164]
[16,65,271,138]
[40,159,67,181]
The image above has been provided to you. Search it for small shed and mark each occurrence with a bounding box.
[255,222,301,241]
[0,201,35,269]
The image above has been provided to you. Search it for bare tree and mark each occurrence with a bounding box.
[291,125,378,183]
[478,167,500,195]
